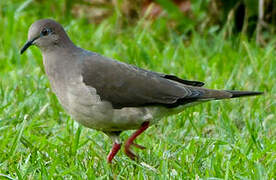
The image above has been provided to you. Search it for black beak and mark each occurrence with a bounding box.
[20,36,39,54]
[20,40,34,54]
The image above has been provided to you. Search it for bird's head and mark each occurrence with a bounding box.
[20,19,71,54]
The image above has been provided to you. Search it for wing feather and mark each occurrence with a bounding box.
[81,54,229,109]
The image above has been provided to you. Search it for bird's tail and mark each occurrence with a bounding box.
[225,90,263,98]
[192,87,263,101]
[165,87,263,108]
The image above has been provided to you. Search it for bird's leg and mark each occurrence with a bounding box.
[124,121,150,160]
[107,142,121,163]
[106,132,122,163]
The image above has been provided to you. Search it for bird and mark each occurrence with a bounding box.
[20,19,262,163]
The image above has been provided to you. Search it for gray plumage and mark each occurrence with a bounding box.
[81,54,229,109]
[20,19,262,162]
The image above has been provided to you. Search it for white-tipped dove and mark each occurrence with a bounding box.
[20,19,263,163]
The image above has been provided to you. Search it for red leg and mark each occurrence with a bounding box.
[107,142,121,163]
[124,121,150,160]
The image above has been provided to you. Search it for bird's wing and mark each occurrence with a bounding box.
[81,54,230,109]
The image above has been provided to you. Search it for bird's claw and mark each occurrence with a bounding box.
[133,142,146,149]
[124,141,146,160]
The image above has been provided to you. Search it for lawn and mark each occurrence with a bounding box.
[0,1,275,179]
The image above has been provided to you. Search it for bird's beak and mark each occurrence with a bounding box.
[20,37,39,54]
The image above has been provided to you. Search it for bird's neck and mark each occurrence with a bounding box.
[42,43,82,86]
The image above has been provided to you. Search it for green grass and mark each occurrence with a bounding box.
[0,1,275,179]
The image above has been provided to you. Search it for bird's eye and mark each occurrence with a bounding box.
[41,28,51,36]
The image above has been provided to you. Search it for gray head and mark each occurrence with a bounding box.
[20,19,73,54]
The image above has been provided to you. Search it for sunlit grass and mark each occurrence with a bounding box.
[0,1,275,179]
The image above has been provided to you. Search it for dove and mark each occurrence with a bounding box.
[20,19,262,163]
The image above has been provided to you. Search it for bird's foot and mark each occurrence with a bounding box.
[132,142,146,149]
[124,121,150,160]
[124,142,146,159]
[107,142,121,163]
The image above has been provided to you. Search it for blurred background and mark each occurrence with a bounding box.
[67,0,276,44]
[0,0,275,179]
[3,0,276,42]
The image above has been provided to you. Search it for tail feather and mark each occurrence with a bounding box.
[225,90,263,98]
[165,88,263,108]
